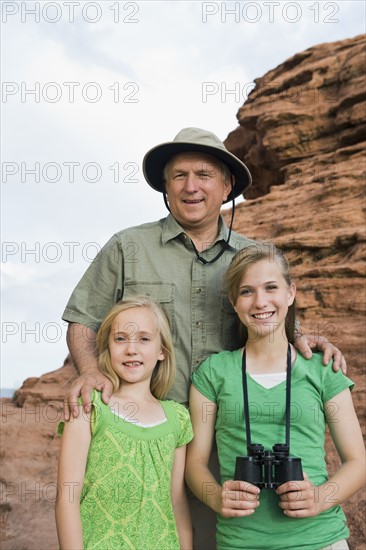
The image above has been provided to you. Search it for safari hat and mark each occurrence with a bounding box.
[142,127,252,202]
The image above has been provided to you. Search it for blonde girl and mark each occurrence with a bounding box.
[56,296,193,549]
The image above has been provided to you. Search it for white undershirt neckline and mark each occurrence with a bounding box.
[110,408,168,428]
[249,371,287,389]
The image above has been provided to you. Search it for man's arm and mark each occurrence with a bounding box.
[64,323,113,420]
[294,333,346,374]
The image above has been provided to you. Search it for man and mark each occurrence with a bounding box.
[62,127,345,548]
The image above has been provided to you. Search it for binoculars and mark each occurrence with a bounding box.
[235,443,303,489]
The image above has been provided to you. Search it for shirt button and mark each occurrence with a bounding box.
[196,288,202,293]
[196,321,202,327]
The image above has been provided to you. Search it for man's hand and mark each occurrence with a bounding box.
[219,480,260,518]
[276,473,320,518]
[294,333,346,374]
[64,323,114,420]
[64,369,113,420]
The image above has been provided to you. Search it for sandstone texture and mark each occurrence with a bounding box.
[1,360,75,549]
[1,34,365,549]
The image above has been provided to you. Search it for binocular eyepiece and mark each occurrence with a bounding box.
[234,443,303,489]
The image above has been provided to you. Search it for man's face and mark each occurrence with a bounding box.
[164,152,232,233]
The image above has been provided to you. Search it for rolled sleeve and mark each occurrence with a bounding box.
[62,235,124,332]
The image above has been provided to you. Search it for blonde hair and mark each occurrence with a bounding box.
[223,241,296,344]
[96,296,176,399]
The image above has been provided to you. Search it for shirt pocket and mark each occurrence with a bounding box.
[123,282,176,337]
[220,292,244,350]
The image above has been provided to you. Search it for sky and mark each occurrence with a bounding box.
[1,0,365,390]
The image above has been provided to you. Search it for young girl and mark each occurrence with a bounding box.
[186,241,365,550]
[56,296,193,549]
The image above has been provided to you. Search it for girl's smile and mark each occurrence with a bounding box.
[232,258,296,341]
[109,307,165,385]
[251,312,275,320]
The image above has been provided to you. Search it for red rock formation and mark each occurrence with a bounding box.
[225,34,365,201]
[1,34,365,549]
[0,360,76,549]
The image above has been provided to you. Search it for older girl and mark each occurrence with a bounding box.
[186,242,365,550]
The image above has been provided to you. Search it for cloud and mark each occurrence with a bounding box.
[1,262,38,288]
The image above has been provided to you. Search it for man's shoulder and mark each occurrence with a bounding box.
[226,229,257,257]
[115,217,166,234]
[229,229,256,246]
[114,217,166,238]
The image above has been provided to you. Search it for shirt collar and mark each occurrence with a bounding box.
[162,213,232,248]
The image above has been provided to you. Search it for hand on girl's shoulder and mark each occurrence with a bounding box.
[57,391,98,436]
[301,351,352,382]
[298,351,335,372]
[297,352,354,399]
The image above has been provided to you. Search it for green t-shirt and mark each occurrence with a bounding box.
[63,391,193,549]
[62,214,254,404]
[191,351,354,550]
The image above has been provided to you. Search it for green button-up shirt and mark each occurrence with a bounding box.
[62,214,254,403]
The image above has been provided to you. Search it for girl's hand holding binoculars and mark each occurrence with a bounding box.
[276,473,320,518]
[219,480,260,518]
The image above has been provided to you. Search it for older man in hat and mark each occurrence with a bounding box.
[62,128,345,548]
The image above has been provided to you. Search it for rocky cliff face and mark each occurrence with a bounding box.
[1,34,365,549]
[1,361,75,549]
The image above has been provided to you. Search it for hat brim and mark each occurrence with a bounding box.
[142,141,252,203]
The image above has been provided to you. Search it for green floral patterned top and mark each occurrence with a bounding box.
[77,391,193,549]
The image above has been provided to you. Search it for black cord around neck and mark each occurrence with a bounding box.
[241,343,292,450]
[163,193,236,266]
[191,197,235,265]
